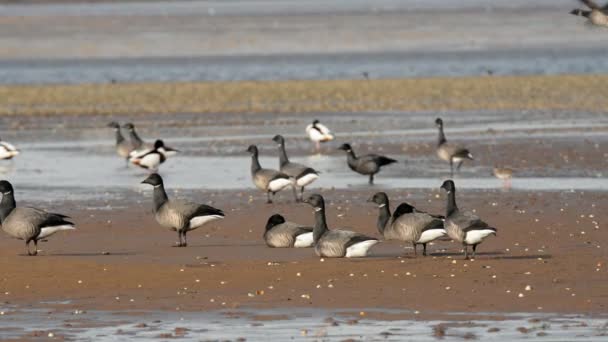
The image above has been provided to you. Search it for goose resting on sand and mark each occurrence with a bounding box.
[264,214,314,248]
[368,192,446,256]
[0,180,75,255]
[303,194,378,258]
[141,173,224,247]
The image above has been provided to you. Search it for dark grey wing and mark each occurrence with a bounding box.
[421,217,445,232]
[192,204,224,218]
[451,211,489,230]
[413,208,445,220]
[392,203,413,220]
[344,233,378,249]
[373,155,397,167]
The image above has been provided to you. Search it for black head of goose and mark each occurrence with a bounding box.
[440,180,496,259]
[122,122,146,150]
[263,213,314,248]
[303,194,378,258]
[337,143,397,185]
[141,173,224,247]
[0,136,20,160]
[246,144,294,204]
[271,135,319,202]
[435,118,473,177]
[130,139,168,171]
[0,180,75,256]
[368,192,446,256]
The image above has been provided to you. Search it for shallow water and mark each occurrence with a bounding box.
[0,306,606,341]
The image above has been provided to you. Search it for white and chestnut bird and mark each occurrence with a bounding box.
[129,139,179,171]
[141,173,224,247]
[263,214,314,248]
[247,145,294,204]
[305,119,334,152]
[107,121,134,165]
[272,135,319,201]
[0,180,75,256]
[570,0,608,27]
[368,192,446,256]
[303,194,378,258]
[440,180,497,259]
[123,122,178,159]
[0,137,19,160]
[337,143,397,185]
[435,118,474,177]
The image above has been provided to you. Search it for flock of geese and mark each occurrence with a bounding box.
[0,117,499,260]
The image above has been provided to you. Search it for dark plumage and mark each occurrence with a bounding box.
[141,174,224,247]
[337,143,397,185]
[247,145,294,204]
[303,194,378,258]
[0,180,75,256]
[570,1,608,27]
[440,180,497,259]
[435,118,473,177]
[368,192,446,256]
[272,135,319,201]
[107,121,134,165]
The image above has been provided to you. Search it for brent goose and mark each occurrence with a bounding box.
[108,121,133,164]
[264,214,314,248]
[0,180,75,255]
[303,194,378,258]
[272,135,319,201]
[337,143,397,185]
[141,173,224,247]
[368,192,446,256]
[247,145,294,203]
[570,0,608,27]
[435,118,473,177]
[440,180,497,259]
[305,119,334,152]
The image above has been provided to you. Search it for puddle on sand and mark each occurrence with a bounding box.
[0,307,606,341]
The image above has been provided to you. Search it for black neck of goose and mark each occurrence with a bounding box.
[0,191,16,223]
[445,189,458,217]
[345,149,357,163]
[278,141,290,167]
[129,130,144,147]
[152,184,169,212]
[377,202,391,235]
[115,130,125,144]
[313,206,329,243]
[250,152,261,175]
[437,125,447,146]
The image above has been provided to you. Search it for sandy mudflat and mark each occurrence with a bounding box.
[0,188,605,314]
[1,74,608,116]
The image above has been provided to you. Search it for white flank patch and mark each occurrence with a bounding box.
[345,240,378,258]
[133,153,161,170]
[268,178,292,192]
[464,229,496,245]
[189,215,224,229]
[452,157,465,163]
[38,225,76,239]
[417,229,447,244]
[307,128,326,142]
[296,173,319,187]
[293,232,314,248]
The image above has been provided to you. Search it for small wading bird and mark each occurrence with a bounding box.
[440,180,497,259]
[493,167,514,189]
[570,0,608,27]
[0,180,75,256]
[141,174,224,247]
[435,118,474,177]
[306,119,334,152]
[337,143,397,185]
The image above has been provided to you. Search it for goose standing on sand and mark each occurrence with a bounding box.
[337,143,397,185]
[272,135,319,201]
[303,194,378,258]
[0,137,19,161]
[107,122,133,165]
[129,139,179,171]
[368,192,446,256]
[141,173,224,247]
[306,119,334,152]
[570,0,608,27]
[0,180,75,255]
[440,180,497,259]
[247,145,294,204]
[263,214,314,248]
[435,118,474,177]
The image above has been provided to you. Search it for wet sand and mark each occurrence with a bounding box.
[0,187,605,315]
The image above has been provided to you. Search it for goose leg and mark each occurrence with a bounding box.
[422,243,428,256]
[368,174,374,185]
[33,240,38,255]
[182,231,188,247]
[26,241,32,256]
[175,231,183,247]
[300,187,305,201]
[266,191,272,204]
[472,244,477,258]
[291,184,299,202]
[456,161,463,172]
[463,244,469,259]
[412,242,417,256]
